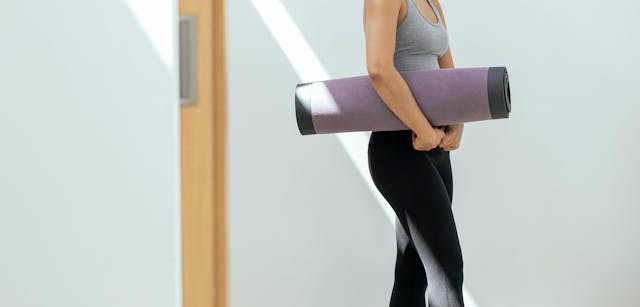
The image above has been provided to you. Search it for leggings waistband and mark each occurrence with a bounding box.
[369,129,413,145]
[369,129,446,153]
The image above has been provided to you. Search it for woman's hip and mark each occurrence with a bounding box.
[368,129,446,158]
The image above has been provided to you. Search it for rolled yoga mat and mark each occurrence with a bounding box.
[295,66,510,135]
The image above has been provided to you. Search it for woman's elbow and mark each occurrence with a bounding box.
[367,64,394,82]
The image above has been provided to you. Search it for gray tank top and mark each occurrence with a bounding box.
[393,0,449,72]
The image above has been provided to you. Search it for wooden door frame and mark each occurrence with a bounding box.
[179,0,227,307]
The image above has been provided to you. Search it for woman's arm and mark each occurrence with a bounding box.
[433,0,464,149]
[363,0,440,142]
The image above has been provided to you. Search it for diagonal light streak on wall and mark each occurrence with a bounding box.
[252,1,478,306]
[252,0,395,225]
[122,0,176,70]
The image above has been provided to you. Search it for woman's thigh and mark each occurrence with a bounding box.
[368,141,462,272]
[435,151,453,203]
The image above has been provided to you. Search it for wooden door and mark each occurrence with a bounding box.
[179,0,227,307]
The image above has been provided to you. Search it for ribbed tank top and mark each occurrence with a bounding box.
[393,0,449,72]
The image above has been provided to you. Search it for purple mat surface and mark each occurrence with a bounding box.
[295,66,510,135]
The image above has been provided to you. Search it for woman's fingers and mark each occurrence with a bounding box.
[440,134,452,146]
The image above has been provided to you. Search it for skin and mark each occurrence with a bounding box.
[363,0,464,151]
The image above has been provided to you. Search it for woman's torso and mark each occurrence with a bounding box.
[370,0,449,146]
[393,0,449,72]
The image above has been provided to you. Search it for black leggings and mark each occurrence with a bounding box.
[368,129,464,307]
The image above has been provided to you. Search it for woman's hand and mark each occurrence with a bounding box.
[412,127,445,151]
[438,123,464,151]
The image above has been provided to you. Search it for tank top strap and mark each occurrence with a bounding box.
[427,0,442,24]
[407,0,441,26]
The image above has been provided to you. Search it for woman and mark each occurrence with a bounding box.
[363,0,465,306]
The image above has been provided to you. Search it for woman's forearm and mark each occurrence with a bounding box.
[368,67,436,138]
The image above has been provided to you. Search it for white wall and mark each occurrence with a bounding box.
[0,1,181,307]
[228,1,393,307]
[228,1,639,307]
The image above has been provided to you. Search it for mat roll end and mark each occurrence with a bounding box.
[295,82,316,135]
[487,67,511,119]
